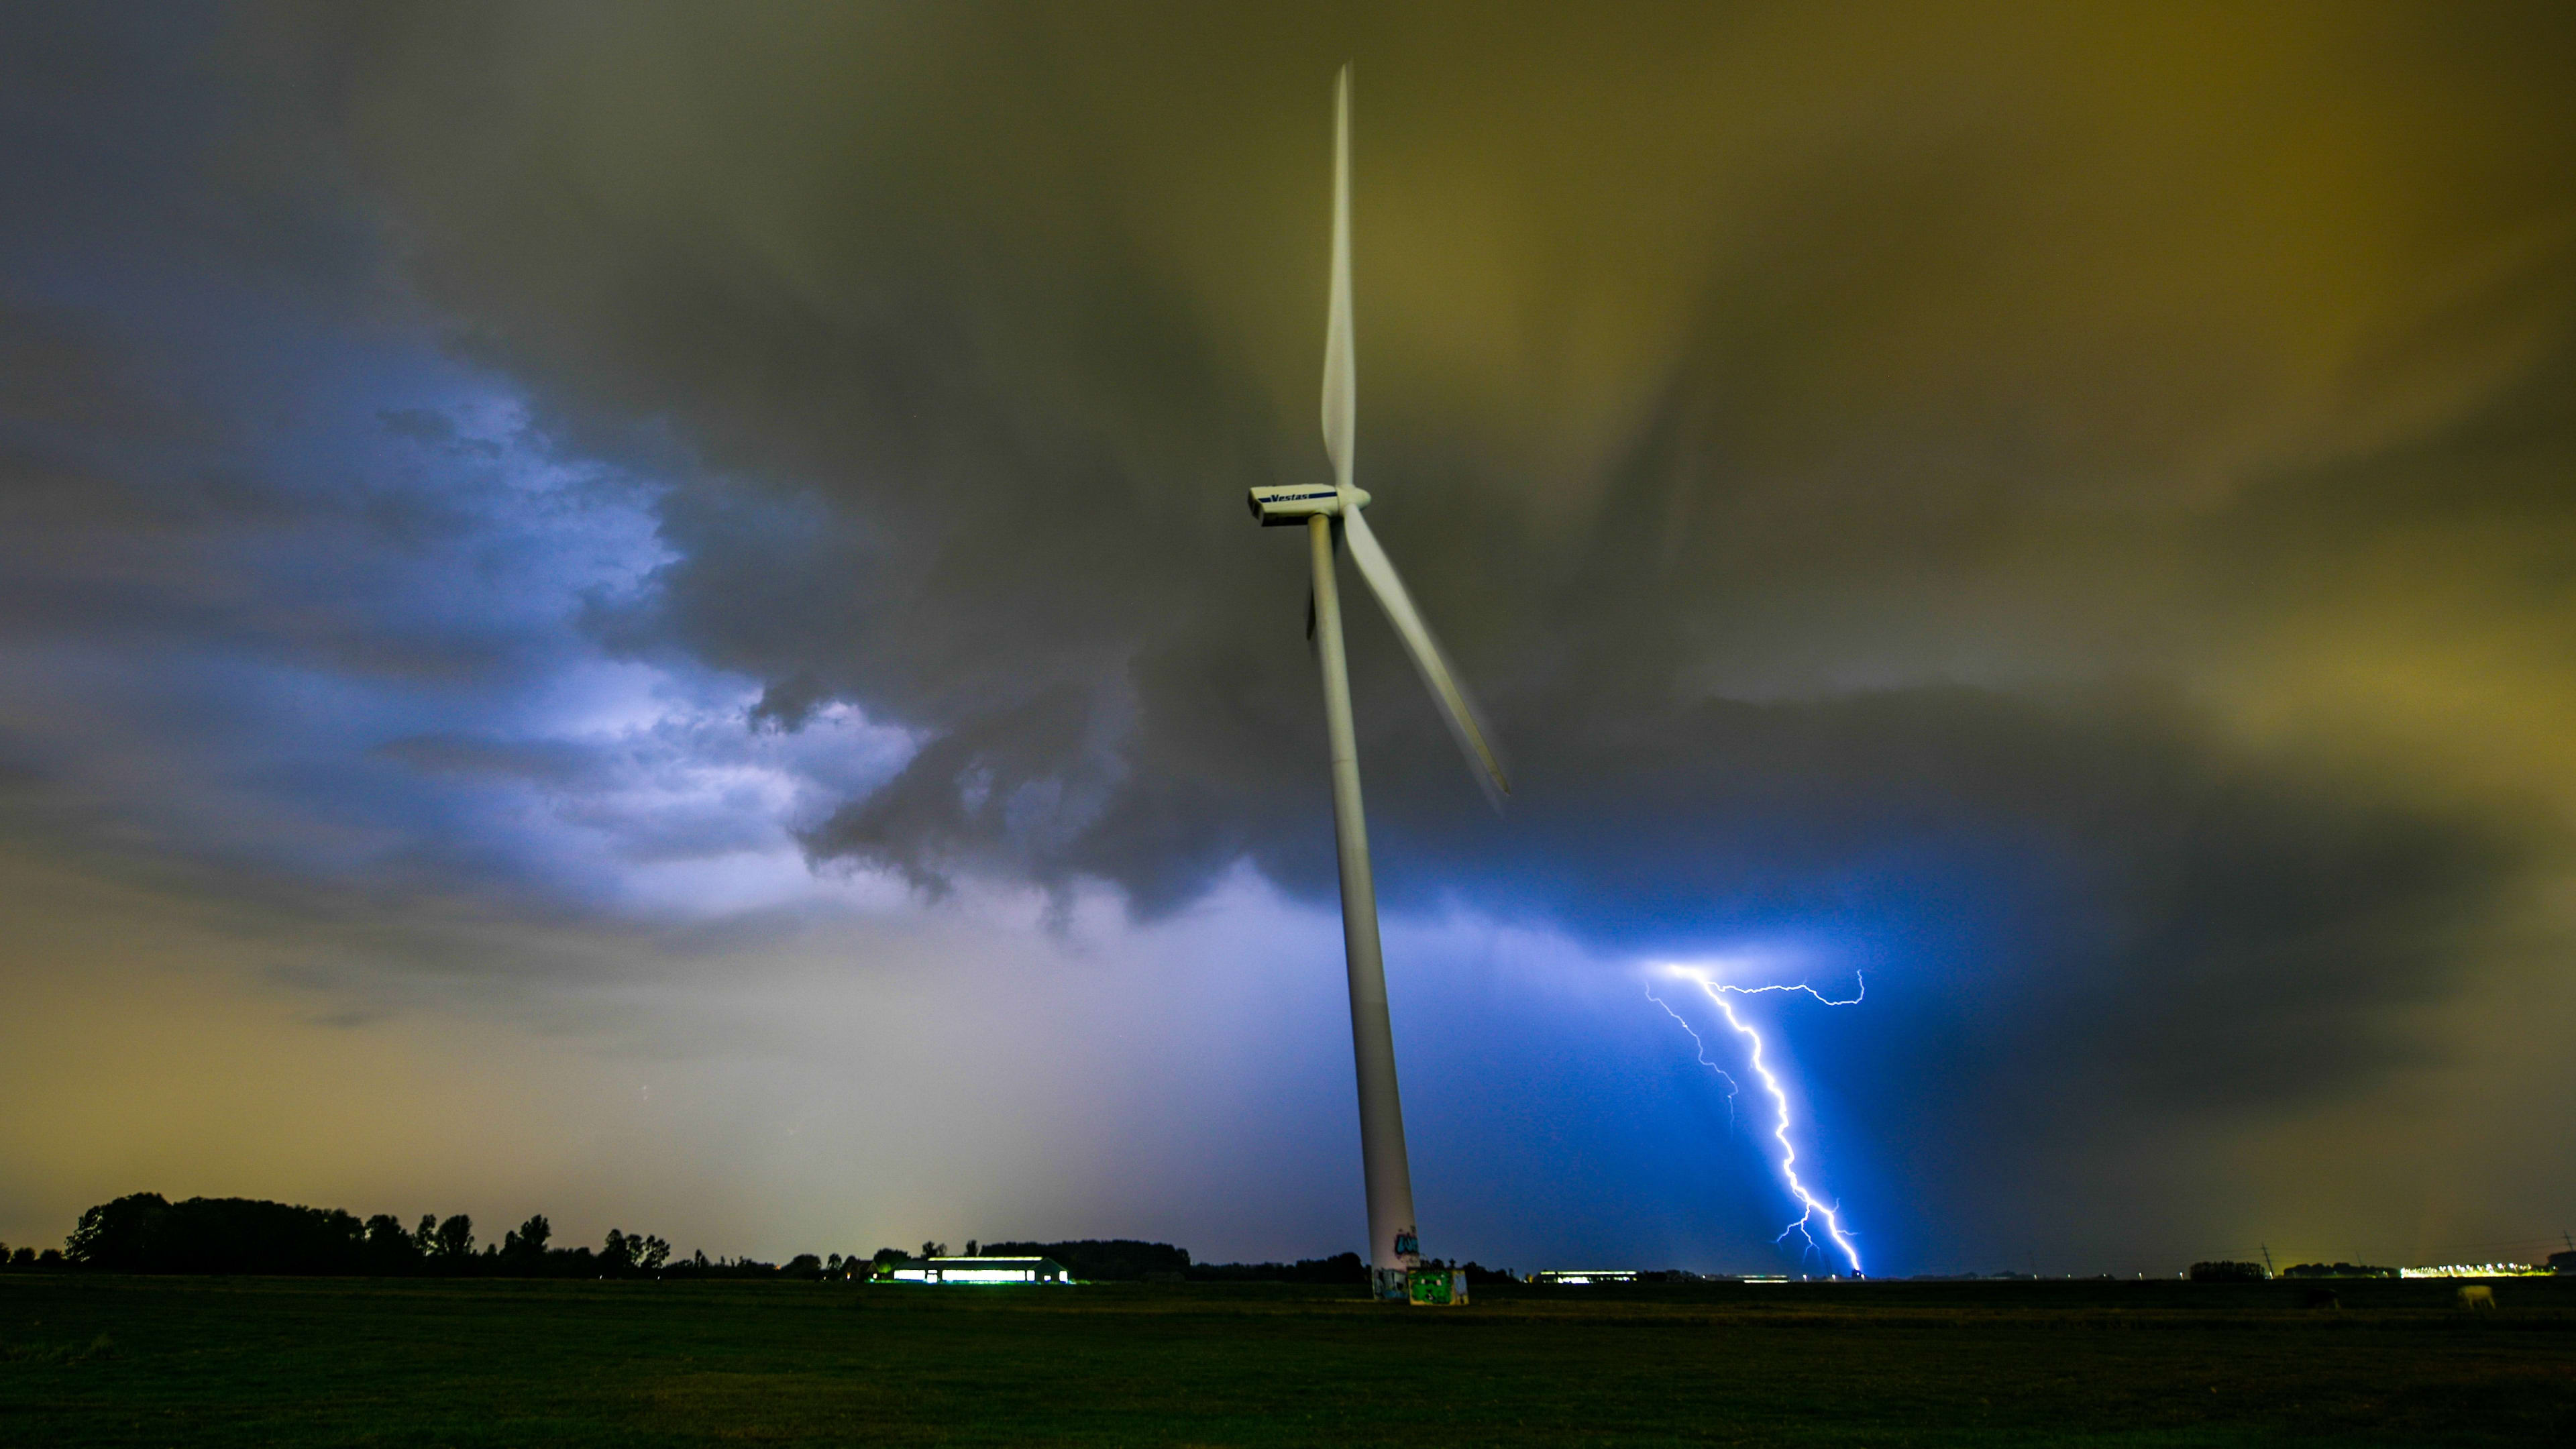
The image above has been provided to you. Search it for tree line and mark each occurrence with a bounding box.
[975,1238,1377,1285]
[2188,1260,2400,1282]
[10,1195,1458,1284]
[42,1193,712,1278]
[967,1238,1515,1285]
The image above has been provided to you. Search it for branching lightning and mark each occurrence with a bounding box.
[1646,989,1740,1119]
[1652,965,1866,1276]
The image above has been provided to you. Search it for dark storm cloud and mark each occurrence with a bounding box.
[0,5,746,917]
[252,0,2576,1126]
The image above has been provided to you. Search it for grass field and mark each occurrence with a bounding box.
[3,1273,2571,1445]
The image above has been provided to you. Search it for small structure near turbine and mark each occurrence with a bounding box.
[1405,1267,1470,1306]
[1248,66,1512,1303]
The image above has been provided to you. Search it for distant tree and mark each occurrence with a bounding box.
[414,1214,439,1256]
[1183,1251,1365,1285]
[965,1240,977,1256]
[784,1253,824,1280]
[663,1253,780,1279]
[602,1229,634,1275]
[981,1240,1191,1283]
[66,1192,170,1269]
[920,1240,947,1258]
[2282,1262,2397,1279]
[2188,1260,2269,1282]
[363,1214,419,1273]
[504,1214,551,1260]
[10,1248,32,1267]
[638,1235,670,1273]
[433,1214,474,1260]
[67,1194,367,1274]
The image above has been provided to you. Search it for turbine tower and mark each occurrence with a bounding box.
[1248,66,1512,1302]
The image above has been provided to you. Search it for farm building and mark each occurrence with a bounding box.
[886,1255,1071,1285]
[1533,1269,1638,1285]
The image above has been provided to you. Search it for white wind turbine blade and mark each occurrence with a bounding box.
[1341,504,1511,808]
[1320,64,1354,492]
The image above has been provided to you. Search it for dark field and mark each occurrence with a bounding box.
[3,1275,2571,1446]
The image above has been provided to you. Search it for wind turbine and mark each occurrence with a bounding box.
[1248,65,1512,1302]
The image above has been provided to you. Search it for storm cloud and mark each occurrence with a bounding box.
[322,8,2571,997]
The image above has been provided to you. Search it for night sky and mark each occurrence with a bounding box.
[5,1,2573,1277]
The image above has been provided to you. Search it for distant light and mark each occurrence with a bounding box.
[2399,1263,2546,1278]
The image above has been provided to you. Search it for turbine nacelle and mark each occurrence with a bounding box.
[1248,483,1370,526]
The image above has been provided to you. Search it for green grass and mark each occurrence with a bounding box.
[3,1274,2570,1444]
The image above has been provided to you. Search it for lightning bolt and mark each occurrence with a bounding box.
[1656,965,1866,1277]
[1646,988,1740,1124]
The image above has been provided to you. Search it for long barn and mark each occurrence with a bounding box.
[885,1255,1071,1285]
